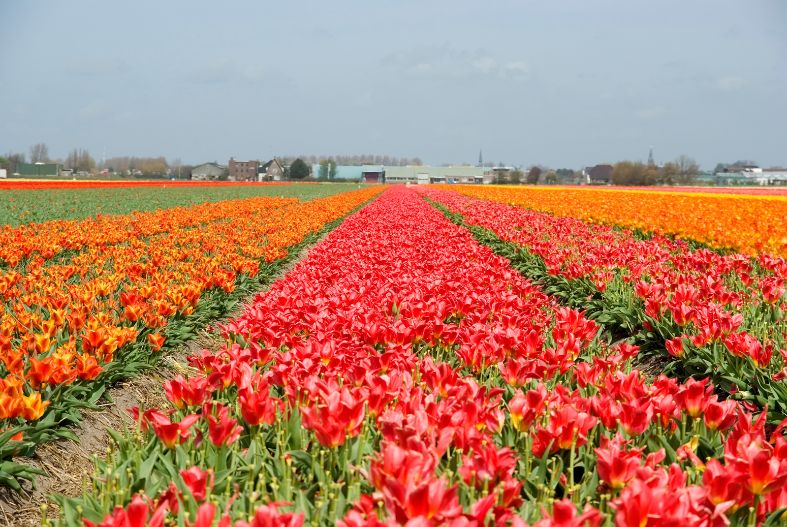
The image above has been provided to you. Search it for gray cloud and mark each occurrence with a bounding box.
[382,45,530,82]
[716,76,747,92]
[63,57,127,78]
[635,107,667,120]
[182,60,267,85]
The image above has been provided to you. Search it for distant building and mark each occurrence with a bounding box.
[385,165,488,184]
[555,169,581,185]
[361,165,385,183]
[259,159,285,181]
[191,162,226,181]
[228,158,259,182]
[583,164,613,185]
[310,164,364,181]
[714,165,787,186]
[17,162,63,177]
[766,169,787,185]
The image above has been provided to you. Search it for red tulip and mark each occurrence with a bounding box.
[532,405,597,457]
[595,436,643,490]
[702,459,748,507]
[84,495,152,527]
[675,378,712,419]
[508,383,548,432]
[140,409,199,449]
[191,503,215,527]
[244,504,304,527]
[164,375,212,409]
[703,397,738,432]
[664,337,686,358]
[180,466,213,502]
[534,499,602,527]
[206,410,242,447]
[238,387,280,427]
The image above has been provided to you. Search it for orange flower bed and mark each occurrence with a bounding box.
[449,185,787,257]
[0,196,298,267]
[0,187,382,423]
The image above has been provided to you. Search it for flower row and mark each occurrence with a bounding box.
[0,194,302,267]
[445,185,787,258]
[421,187,787,420]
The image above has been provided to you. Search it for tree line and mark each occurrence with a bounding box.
[102,156,169,175]
[1,143,172,176]
[610,156,699,186]
[0,143,426,178]
[280,155,423,167]
[488,156,702,186]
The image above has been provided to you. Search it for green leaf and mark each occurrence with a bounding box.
[139,450,159,483]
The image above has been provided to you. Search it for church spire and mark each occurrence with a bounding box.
[647,146,655,166]
[478,149,483,167]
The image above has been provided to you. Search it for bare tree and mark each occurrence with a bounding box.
[65,148,97,173]
[65,149,79,170]
[29,143,49,163]
[171,157,182,178]
[526,166,543,184]
[3,151,26,173]
[675,155,699,184]
[612,161,660,186]
[660,162,679,185]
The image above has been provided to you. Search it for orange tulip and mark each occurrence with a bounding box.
[75,354,103,381]
[20,391,50,421]
[27,357,54,389]
[147,333,166,352]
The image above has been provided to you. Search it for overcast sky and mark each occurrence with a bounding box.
[1,0,785,169]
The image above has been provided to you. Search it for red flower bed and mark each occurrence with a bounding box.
[422,187,787,421]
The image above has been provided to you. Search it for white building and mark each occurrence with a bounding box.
[714,166,787,186]
[191,162,226,181]
[385,165,490,184]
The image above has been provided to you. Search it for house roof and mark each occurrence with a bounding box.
[193,162,226,170]
[586,164,613,181]
[261,158,284,171]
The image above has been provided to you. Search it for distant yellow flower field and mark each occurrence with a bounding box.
[449,185,787,257]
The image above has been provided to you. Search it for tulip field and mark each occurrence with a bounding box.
[448,186,787,257]
[1,183,786,526]
[0,183,381,490]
